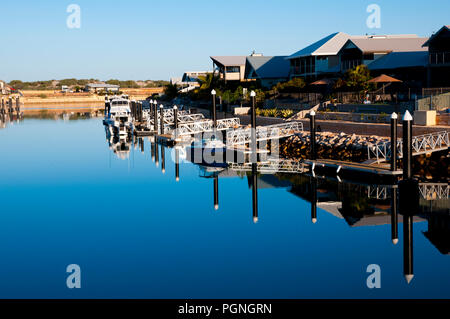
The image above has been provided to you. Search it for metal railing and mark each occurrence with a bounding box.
[174,118,241,136]
[229,158,308,174]
[226,122,303,146]
[367,184,449,201]
[367,131,449,163]
[419,183,450,200]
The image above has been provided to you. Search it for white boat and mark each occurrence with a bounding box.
[104,98,133,136]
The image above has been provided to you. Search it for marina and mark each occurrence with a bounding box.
[0,115,448,298]
[0,0,449,307]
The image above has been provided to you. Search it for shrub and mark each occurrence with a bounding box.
[280,109,294,118]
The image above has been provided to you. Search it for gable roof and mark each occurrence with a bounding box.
[344,36,428,53]
[368,51,428,70]
[245,56,290,79]
[423,25,450,47]
[287,32,351,59]
[210,56,247,67]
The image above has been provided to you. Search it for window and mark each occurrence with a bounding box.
[226,66,240,73]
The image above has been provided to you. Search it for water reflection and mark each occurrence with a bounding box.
[0,117,448,297]
[105,126,132,160]
[130,140,449,283]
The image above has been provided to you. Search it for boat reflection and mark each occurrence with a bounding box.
[105,126,132,160]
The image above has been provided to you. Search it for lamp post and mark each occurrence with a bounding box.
[390,112,398,172]
[402,111,413,180]
[250,90,257,163]
[310,110,317,160]
[211,89,217,128]
[153,100,158,133]
[160,105,164,134]
[173,105,178,139]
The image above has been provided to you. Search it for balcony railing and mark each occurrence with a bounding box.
[429,52,450,65]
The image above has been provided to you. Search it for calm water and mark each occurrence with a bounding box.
[0,116,448,299]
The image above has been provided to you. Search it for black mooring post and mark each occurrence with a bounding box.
[160,105,164,135]
[173,105,178,139]
[390,112,398,172]
[310,110,317,160]
[153,103,158,133]
[391,187,398,245]
[311,176,318,224]
[402,111,413,179]
[252,163,258,224]
[161,144,166,174]
[214,176,219,211]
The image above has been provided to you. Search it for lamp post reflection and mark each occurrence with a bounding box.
[391,188,399,245]
[161,144,166,174]
[175,148,180,182]
[311,176,318,224]
[251,163,258,224]
[214,176,219,210]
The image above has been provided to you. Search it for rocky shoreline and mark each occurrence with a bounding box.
[280,131,449,181]
[281,131,389,162]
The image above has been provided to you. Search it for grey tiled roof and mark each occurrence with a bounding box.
[245,56,290,79]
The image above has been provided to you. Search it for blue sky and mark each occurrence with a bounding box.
[0,0,448,81]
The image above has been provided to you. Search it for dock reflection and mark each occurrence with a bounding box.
[106,139,449,283]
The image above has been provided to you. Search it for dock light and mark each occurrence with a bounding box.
[215,204,219,211]
[312,218,317,224]
[250,90,256,97]
[253,217,259,224]
[310,110,316,117]
[160,104,164,109]
[211,89,216,95]
[391,112,398,120]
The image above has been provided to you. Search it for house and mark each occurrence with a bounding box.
[287,32,352,80]
[339,34,428,72]
[244,56,290,88]
[423,25,450,87]
[0,81,6,94]
[84,83,120,93]
[210,56,248,83]
[367,51,429,86]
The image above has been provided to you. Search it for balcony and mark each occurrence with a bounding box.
[429,52,450,65]
[341,60,362,71]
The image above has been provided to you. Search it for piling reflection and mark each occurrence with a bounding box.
[104,139,449,283]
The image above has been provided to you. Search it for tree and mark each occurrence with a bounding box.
[344,65,372,91]
[196,73,214,91]
[272,77,306,93]
[164,83,178,100]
